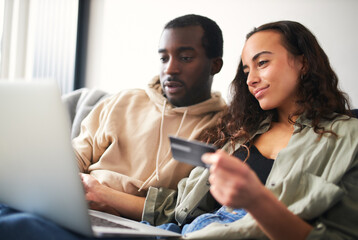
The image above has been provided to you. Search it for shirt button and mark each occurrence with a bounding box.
[183,207,188,212]
[316,223,324,230]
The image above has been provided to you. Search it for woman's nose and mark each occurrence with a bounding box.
[246,70,260,87]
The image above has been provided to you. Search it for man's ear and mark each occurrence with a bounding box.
[210,58,223,75]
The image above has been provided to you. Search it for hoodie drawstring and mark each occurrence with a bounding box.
[155,100,167,181]
[138,100,188,192]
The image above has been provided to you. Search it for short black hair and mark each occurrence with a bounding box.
[164,14,223,58]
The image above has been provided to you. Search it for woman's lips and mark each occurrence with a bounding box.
[253,86,269,99]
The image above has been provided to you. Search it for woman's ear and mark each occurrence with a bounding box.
[210,58,223,75]
[300,55,309,75]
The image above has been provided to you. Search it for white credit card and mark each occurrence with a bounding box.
[169,136,217,168]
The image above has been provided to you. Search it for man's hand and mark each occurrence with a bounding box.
[79,173,145,220]
[80,173,120,215]
[80,173,103,202]
[88,201,121,216]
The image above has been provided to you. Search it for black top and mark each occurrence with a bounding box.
[233,145,274,184]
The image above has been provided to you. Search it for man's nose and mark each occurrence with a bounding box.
[165,58,180,75]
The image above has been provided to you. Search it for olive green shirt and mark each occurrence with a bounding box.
[143,115,358,239]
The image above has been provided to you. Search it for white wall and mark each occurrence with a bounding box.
[85,0,358,108]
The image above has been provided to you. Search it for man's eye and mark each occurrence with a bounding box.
[160,57,168,63]
[181,56,193,62]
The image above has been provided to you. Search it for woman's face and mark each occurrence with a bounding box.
[241,30,304,113]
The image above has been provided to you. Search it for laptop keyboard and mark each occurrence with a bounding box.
[90,215,135,230]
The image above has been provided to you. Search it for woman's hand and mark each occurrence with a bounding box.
[203,150,313,240]
[202,150,266,210]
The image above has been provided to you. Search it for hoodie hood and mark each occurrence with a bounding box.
[137,76,226,192]
[146,76,226,116]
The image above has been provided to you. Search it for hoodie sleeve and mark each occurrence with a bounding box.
[72,96,112,172]
[142,167,219,226]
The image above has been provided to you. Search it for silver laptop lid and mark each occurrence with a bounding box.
[0,81,181,238]
[0,81,93,236]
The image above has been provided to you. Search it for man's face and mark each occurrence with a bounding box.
[158,26,215,107]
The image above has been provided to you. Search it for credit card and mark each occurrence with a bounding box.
[169,136,216,168]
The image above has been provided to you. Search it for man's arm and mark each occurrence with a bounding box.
[80,173,145,221]
[80,166,215,225]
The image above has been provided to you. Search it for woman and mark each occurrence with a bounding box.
[142,20,358,239]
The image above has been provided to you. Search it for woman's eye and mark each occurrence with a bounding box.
[258,60,268,67]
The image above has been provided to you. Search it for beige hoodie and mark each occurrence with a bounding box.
[72,76,227,197]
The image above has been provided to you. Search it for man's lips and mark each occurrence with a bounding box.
[253,86,269,99]
[164,81,183,88]
[164,80,184,94]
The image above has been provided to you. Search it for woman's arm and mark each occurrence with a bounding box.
[202,150,313,240]
[143,167,217,226]
[248,186,313,240]
[306,162,358,239]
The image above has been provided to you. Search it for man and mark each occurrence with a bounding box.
[0,14,226,238]
[75,13,226,220]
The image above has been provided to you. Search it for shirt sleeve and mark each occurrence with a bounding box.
[306,162,358,239]
[142,186,178,226]
[142,167,218,226]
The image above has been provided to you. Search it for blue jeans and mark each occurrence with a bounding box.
[0,204,86,240]
[0,204,146,240]
[1,203,246,238]
[155,206,247,235]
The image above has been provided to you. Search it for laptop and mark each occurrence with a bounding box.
[0,80,181,238]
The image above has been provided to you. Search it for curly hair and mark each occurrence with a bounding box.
[164,14,223,59]
[198,20,351,148]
